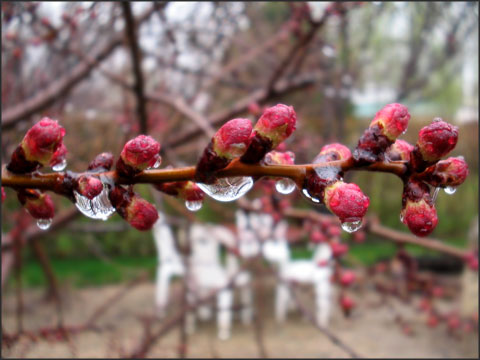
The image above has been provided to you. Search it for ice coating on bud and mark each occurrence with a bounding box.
[21,118,66,165]
[401,199,438,237]
[49,143,68,167]
[212,118,253,159]
[254,104,297,147]
[422,156,469,188]
[339,271,356,287]
[117,135,161,176]
[155,181,205,202]
[370,103,410,141]
[88,152,114,171]
[314,143,352,163]
[75,175,103,200]
[323,181,369,223]
[109,186,158,231]
[386,139,414,161]
[417,119,458,162]
[17,190,55,219]
[263,150,295,165]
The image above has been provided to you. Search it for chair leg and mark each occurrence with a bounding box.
[315,277,332,327]
[240,285,253,325]
[155,266,171,318]
[217,289,233,340]
[185,291,197,335]
[275,283,290,323]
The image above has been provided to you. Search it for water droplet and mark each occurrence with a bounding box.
[185,199,203,211]
[444,186,456,195]
[37,218,52,230]
[275,178,296,195]
[301,188,321,204]
[197,177,254,202]
[400,213,404,222]
[152,157,161,169]
[74,184,115,220]
[52,159,67,172]
[432,187,440,203]
[341,220,362,233]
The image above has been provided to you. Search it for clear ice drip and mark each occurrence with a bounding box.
[341,220,362,233]
[275,178,296,195]
[52,159,67,172]
[185,200,203,211]
[197,177,254,202]
[74,184,116,220]
[37,218,52,230]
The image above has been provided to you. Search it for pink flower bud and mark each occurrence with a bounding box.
[17,189,55,219]
[49,143,68,167]
[21,118,66,165]
[88,152,114,171]
[263,150,295,166]
[75,175,103,200]
[117,135,161,177]
[340,294,355,315]
[311,229,327,243]
[464,252,478,271]
[427,314,439,328]
[353,230,366,243]
[339,271,356,287]
[370,103,410,141]
[2,187,5,203]
[314,143,352,163]
[422,156,469,188]
[386,139,414,161]
[415,119,458,163]
[327,224,341,237]
[330,241,349,258]
[109,186,158,231]
[155,181,205,202]
[323,181,369,223]
[212,118,253,159]
[254,104,297,147]
[401,199,438,237]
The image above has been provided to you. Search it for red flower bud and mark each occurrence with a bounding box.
[327,224,341,237]
[117,135,161,177]
[254,104,297,147]
[370,103,410,141]
[75,175,103,200]
[21,118,66,165]
[414,119,458,164]
[401,199,438,237]
[155,181,205,202]
[464,252,478,271]
[339,294,355,315]
[323,181,369,223]
[447,313,461,331]
[212,118,253,159]
[88,152,114,171]
[314,143,352,163]
[339,271,356,287]
[353,230,366,243]
[386,139,414,162]
[330,241,349,258]
[263,150,295,166]
[311,229,327,243]
[2,187,5,203]
[17,189,55,219]
[109,186,158,231]
[427,313,439,328]
[421,156,469,188]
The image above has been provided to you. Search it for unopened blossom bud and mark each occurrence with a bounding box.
[74,175,103,200]
[411,119,458,171]
[353,230,366,243]
[339,270,356,287]
[421,156,469,188]
[386,139,414,162]
[195,118,252,183]
[330,241,349,258]
[323,181,370,224]
[263,150,295,166]
[88,152,114,171]
[155,181,205,202]
[313,143,352,163]
[2,187,5,203]
[427,313,439,328]
[464,252,479,271]
[327,224,341,237]
[17,189,55,219]
[339,294,355,316]
[241,104,297,164]
[401,179,438,237]
[49,142,68,168]
[7,118,66,173]
[109,186,158,231]
[116,135,161,177]
[353,103,410,164]
[311,229,327,243]
[447,313,461,332]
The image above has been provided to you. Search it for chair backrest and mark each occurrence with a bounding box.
[249,212,274,241]
[235,210,261,258]
[262,220,291,264]
[313,242,333,265]
[152,214,182,264]
[189,223,222,266]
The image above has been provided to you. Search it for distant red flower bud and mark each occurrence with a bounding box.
[464,252,479,271]
[421,156,469,188]
[324,181,369,223]
[427,313,439,328]
[419,298,432,312]
[109,186,158,231]
[339,271,356,287]
[17,189,55,219]
[88,152,114,171]
[386,139,414,161]
[330,241,349,258]
[1,187,5,203]
[75,175,103,200]
[117,135,161,177]
[447,313,461,331]
[248,102,261,116]
[370,103,410,141]
[353,230,366,243]
[431,286,444,298]
[412,119,458,170]
[311,229,327,243]
[401,199,438,237]
[328,224,341,237]
[314,143,352,163]
[241,104,297,164]
[339,294,355,315]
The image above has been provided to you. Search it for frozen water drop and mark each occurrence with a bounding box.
[432,187,440,203]
[444,186,456,195]
[275,178,296,195]
[400,213,404,222]
[185,199,203,211]
[74,185,116,220]
[197,177,254,202]
[152,157,161,169]
[341,220,362,233]
[52,159,67,172]
[37,218,52,230]
[301,188,321,204]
